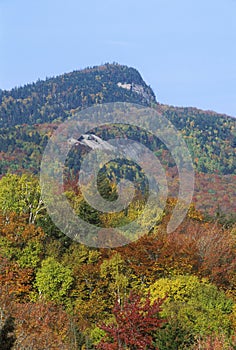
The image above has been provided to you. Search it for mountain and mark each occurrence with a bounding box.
[0,63,235,217]
[0,63,156,128]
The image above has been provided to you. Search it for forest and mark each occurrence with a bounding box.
[0,64,236,349]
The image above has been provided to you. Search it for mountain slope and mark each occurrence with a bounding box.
[0,63,235,175]
[156,104,235,174]
[0,63,156,128]
[0,63,235,217]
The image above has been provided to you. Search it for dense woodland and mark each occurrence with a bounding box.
[0,64,235,176]
[0,64,236,349]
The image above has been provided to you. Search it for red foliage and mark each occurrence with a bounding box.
[97,292,165,350]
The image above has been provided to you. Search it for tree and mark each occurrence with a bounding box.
[97,292,165,350]
[0,255,34,302]
[0,213,45,270]
[0,174,44,224]
[35,257,74,303]
[100,253,129,304]
[149,275,234,349]
[12,301,73,350]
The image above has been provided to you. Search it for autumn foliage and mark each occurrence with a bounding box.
[0,174,235,349]
[97,292,165,350]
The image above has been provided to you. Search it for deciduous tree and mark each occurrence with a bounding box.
[97,292,165,350]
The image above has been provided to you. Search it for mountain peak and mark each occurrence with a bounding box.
[0,63,156,128]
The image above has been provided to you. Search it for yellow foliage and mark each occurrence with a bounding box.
[187,203,203,221]
[149,275,208,304]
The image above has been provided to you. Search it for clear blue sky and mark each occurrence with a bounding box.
[0,0,236,117]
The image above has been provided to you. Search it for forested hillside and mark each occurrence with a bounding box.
[0,63,156,128]
[0,174,235,349]
[0,64,236,349]
[0,63,235,217]
[0,63,235,176]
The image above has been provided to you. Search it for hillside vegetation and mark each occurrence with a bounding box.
[0,64,235,349]
[0,63,235,176]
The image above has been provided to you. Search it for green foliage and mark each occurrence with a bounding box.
[100,253,129,302]
[35,257,74,303]
[90,327,106,346]
[160,105,236,174]
[150,275,234,349]
[0,63,235,177]
[0,173,44,223]
[17,241,43,269]
[0,63,155,129]
[0,232,43,269]
[0,64,155,174]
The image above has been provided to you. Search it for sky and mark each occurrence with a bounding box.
[0,0,236,117]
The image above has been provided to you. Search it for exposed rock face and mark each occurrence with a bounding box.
[117,82,155,104]
[77,134,116,151]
